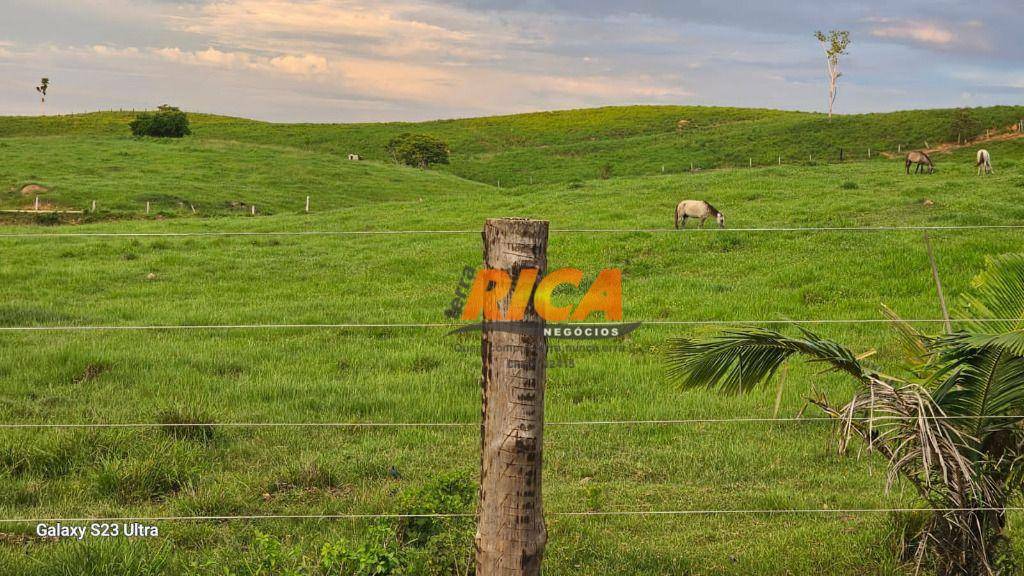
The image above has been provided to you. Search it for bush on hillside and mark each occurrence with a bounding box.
[386,133,449,168]
[130,105,191,138]
[949,107,981,142]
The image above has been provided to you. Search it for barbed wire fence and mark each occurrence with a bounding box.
[1,216,1023,573]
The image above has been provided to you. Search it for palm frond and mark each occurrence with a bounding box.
[934,330,1024,358]
[881,303,934,371]
[665,327,866,394]
[930,343,1024,439]
[957,255,1024,334]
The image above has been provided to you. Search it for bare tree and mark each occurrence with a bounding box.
[814,30,850,120]
[35,78,50,115]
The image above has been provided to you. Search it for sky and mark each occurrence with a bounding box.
[1,1,1022,122]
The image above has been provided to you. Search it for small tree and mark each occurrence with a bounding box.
[130,105,191,138]
[35,78,49,115]
[814,30,851,120]
[950,107,982,143]
[386,133,450,168]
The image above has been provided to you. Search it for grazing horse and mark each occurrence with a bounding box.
[675,200,725,229]
[905,151,934,174]
[977,149,993,175]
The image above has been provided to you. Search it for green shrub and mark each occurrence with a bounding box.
[396,472,475,575]
[320,525,404,576]
[237,531,305,576]
[385,133,449,168]
[130,106,191,138]
[33,212,61,226]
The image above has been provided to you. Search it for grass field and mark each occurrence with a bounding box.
[1,106,1024,575]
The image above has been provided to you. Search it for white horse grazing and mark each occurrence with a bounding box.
[977,149,993,175]
[675,200,725,229]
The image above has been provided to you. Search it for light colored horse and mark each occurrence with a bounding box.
[905,151,934,174]
[675,200,725,229]
[977,149,993,175]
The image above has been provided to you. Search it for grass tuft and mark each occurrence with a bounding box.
[156,407,217,443]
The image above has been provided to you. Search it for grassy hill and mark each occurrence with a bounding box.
[3,105,1023,190]
[0,135,488,217]
[1,105,1024,575]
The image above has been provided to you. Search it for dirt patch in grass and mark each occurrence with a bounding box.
[72,362,111,385]
[19,184,50,195]
[264,461,351,500]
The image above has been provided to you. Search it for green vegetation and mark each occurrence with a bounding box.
[1,105,1024,574]
[385,133,450,169]
[3,105,1022,188]
[667,256,1024,574]
[129,106,191,139]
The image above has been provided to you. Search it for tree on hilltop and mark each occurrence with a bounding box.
[814,30,851,120]
[35,78,50,115]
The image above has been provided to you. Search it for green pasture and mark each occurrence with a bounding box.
[0,107,1023,574]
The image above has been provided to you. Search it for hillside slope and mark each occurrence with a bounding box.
[0,136,489,216]
[2,105,1022,189]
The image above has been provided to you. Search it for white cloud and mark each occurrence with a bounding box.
[866,17,990,51]
[265,53,330,75]
[90,44,140,57]
[152,46,329,77]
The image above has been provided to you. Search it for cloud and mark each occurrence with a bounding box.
[177,0,484,59]
[1,0,1022,120]
[153,45,329,76]
[866,17,990,51]
[869,19,954,46]
[90,44,141,57]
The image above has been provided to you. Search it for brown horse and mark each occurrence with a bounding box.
[905,151,934,174]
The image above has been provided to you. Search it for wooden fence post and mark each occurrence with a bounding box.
[476,217,549,576]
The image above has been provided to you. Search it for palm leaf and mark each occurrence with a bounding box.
[665,327,867,394]
[930,343,1024,440]
[957,255,1024,334]
[881,303,934,371]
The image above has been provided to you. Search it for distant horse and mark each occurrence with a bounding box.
[976,149,993,175]
[905,151,934,174]
[675,200,725,229]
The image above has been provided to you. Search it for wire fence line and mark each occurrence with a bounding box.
[5,415,1024,430]
[4,506,1024,524]
[1,223,1024,239]
[0,317,1020,333]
